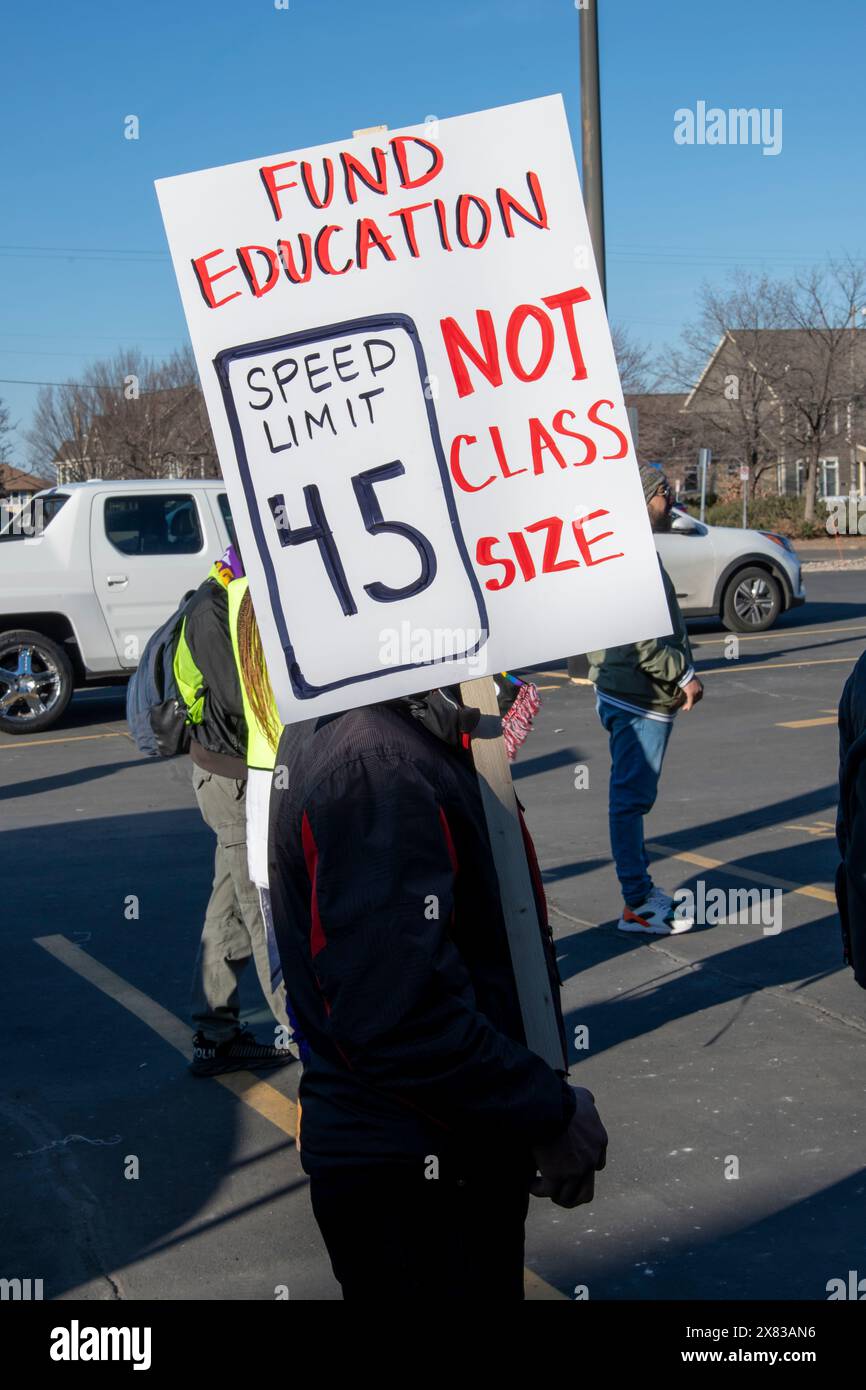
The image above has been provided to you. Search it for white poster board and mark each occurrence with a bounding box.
[157,94,670,723]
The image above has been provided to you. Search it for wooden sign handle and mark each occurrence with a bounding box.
[460,675,566,1071]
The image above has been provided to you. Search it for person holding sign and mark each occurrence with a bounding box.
[267,690,608,1301]
[588,466,705,936]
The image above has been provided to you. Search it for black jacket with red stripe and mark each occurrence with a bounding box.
[267,699,576,1175]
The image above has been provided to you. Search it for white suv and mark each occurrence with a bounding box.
[656,507,805,632]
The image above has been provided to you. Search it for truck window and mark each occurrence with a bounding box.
[104,494,203,556]
[0,493,68,540]
[218,493,237,548]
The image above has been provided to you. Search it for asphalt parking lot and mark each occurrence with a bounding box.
[2,566,865,1301]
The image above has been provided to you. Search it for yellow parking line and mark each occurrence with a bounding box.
[215,1070,299,1138]
[34,934,563,1298]
[693,623,866,646]
[0,731,127,750]
[777,716,837,728]
[646,843,836,904]
[524,1269,569,1300]
[34,935,298,1137]
[781,824,834,837]
[527,670,592,685]
[701,656,855,675]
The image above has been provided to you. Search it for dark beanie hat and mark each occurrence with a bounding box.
[639,463,667,503]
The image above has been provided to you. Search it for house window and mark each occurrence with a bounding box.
[820,458,839,498]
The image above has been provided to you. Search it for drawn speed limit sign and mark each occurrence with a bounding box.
[157,96,670,723]
[215,315,485,698]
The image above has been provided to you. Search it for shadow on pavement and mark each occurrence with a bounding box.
[695,631,865,667]
[0,758,144,800]
[512,747,582,780]
[647,784,838,855]
[561,907,843,1037]
[2,805,302,1299]
[687,596,866,636]
[543,1167,866,1299]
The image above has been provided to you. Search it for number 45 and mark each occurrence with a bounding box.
[267,461,437,616]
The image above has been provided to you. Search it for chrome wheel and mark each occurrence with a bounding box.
[733,576,775,626]
[0,639,63,724]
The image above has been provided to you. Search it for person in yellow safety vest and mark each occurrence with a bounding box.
[227,576,307,1068]
[173,548,296,1077]
[173,549,252,756]
[226,576,279,892]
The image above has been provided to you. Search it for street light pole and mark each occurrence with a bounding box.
[568,0,606,681]
[699,448,710,524]
[579,0,606,304]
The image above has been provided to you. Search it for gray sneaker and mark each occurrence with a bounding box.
[618,894,694,935]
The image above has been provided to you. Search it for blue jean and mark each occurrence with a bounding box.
[596,697,673,907]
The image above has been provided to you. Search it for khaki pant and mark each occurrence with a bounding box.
[190,765,289,1043]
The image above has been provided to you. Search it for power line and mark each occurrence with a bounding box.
[0,331,181,343]
[0,377,92,387]
[0,240,860,269]
[0,244,166,255]
[0,377,197,393]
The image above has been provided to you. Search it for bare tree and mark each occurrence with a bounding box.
[668,273,789,498]
[26,378,101,480]
[776,259,866,522]
[0,398,15,468]
[611,324,655,394]
[26,346,218,482]
[158,346,218,476]
[630,392,699,478]
[84,348,216,479]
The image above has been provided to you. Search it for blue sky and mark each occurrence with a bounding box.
[2,0,862,466]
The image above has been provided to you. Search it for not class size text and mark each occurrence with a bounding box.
[477,508,624,591]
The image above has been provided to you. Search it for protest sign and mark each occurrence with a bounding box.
[156,95,670,725]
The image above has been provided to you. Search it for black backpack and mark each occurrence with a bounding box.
[125,590,197,758]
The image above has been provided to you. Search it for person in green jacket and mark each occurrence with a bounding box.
[587,465,704,935]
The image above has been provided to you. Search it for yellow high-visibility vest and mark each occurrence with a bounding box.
[172,618,206,725]
[172,558,236,726]
[226,576,279,772]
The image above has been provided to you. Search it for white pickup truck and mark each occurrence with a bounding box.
[0,479,235,734]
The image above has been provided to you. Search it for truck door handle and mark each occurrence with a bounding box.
[106,574,129,587]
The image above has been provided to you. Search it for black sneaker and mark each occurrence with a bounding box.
[189,1027,297,1077]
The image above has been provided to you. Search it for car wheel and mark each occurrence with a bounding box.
[722,568,782,632]
[0,629,75,734]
